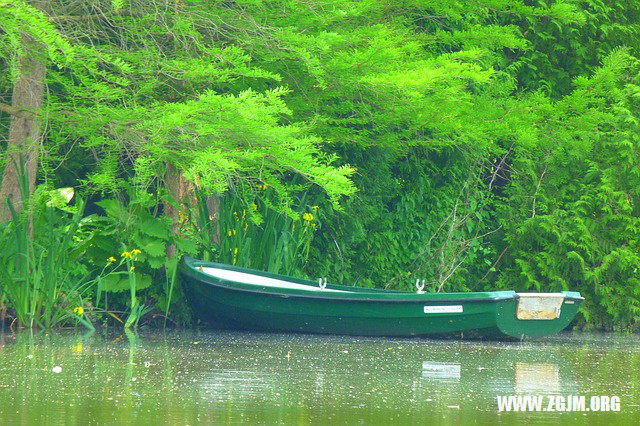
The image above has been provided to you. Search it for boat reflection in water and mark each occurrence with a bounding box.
[0,331,637,424]
[514,362,560,394]
[421,362,461,382]
[418,353,570,398]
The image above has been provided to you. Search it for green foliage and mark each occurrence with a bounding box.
[0,166,93,329]
[80,185,197,325]
[496,49,640,329]
[203,188,319,276]
[305,146,495,292]
[100,271,151,294]
[510,0,640,96]
[0,0,74,68]
[3,0,640,331]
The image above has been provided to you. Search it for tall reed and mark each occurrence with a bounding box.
[0,161,94,329]
[193,187,318,276]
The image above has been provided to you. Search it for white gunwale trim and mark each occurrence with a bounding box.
[201,267,351,293]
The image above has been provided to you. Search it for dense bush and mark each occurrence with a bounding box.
[1,0,640,330]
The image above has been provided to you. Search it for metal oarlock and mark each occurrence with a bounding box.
[318,277,327,289]
[416,279,426,294]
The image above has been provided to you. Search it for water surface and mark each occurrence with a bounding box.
[0,330,638,424]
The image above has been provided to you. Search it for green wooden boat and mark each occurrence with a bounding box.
[180,257,584,339]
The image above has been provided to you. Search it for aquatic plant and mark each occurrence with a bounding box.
[193,185,319,277]
[0,163,94,329]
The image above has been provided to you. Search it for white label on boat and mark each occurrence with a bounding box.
[423,305,463,314]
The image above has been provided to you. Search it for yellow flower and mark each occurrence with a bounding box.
[107,256,117,263]
[233,247,238,255]
[131,249,141,255]
[72,342,83,353]
[228,229,233,236]
[73,306,84,315]
[260,184,267,190]
[303,212,314,222]
[121,251,132,259]
[130,266,135,272]
[312,205,319,211]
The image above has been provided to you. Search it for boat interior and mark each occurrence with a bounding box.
[200,267,351,293]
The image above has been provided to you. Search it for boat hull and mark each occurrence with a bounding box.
[180,257,583,339]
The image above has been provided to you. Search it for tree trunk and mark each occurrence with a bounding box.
[206,195,221,245]
[0,33,46,221]
[164,164,220,257]
[164,163,183,259]
[164,163,203,257]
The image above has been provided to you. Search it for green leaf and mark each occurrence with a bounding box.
[141,239,166,257]
[139,218,170,239]
[100,272,152,293]
[96,199,128,222]
[46,187,74,208]
[175,238,198,254]
[147,255,166,269]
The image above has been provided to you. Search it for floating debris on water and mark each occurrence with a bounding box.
[0,330,637,423]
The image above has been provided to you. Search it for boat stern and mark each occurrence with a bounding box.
[495,292,584,339]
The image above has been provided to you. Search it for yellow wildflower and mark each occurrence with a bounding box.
[130,266,135,272]
[228,229,233,236]
[233,247,238,255]
[131,249,142,255]
[72,342,83,353]
[303,212,314,222]
[121,251,132,259]
[73,306,84,315]
[260,184,267,190]
[312,205,319,211]
[107,256,117,263]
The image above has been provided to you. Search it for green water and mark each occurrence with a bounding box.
[0,330,638,425]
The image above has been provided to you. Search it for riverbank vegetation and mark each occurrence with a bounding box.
[1,0,640,331]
